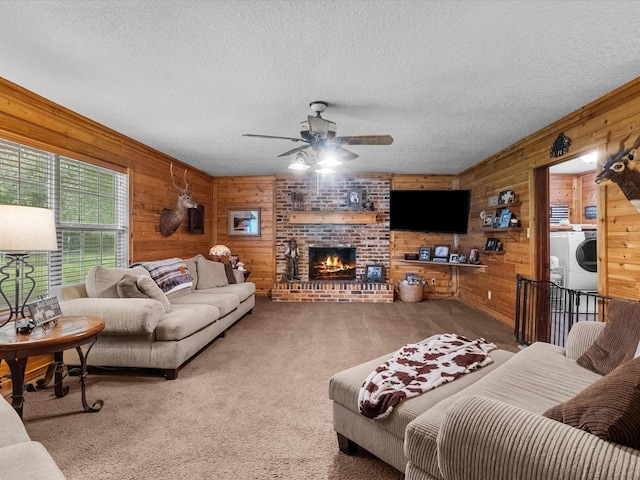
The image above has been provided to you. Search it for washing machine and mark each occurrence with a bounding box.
[549,231,597,291]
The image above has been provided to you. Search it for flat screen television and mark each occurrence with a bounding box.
[390,189,471,234]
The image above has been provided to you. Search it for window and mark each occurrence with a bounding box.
[0,139,128,308]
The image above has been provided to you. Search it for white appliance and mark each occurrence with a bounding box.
[549,231,597,291]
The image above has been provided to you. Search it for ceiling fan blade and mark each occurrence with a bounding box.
[322,144,359,161]
[277,144,311,158]
[243,133,306,143]
[332,135,394,146]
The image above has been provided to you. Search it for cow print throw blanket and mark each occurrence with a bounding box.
[358,334,496,420]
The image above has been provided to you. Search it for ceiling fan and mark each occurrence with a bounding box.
[243,101,393,168]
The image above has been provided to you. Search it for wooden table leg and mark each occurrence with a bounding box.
[6,357,28,418]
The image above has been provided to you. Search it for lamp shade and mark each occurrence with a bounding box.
[0,205,58,251]
[209,244,231,257]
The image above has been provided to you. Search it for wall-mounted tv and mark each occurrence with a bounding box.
[390,189,471,234]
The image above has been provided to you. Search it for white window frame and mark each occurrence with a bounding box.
[0,138,128,307]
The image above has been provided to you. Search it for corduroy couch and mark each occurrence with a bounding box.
[55,254,255,379]
[331,305,640,479]
[0,393,65,479]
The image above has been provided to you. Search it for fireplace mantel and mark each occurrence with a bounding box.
[288,211,378,224]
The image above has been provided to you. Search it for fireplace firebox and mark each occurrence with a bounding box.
[309,247,356,281]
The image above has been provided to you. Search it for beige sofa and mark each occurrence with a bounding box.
[0,395,65,479]
[331,319,640,479]
[56,254,255,379]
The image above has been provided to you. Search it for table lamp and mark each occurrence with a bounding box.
[0,205,58,333]
[209,244,231,262]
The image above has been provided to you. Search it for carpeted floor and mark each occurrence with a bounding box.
[21,297,518,479]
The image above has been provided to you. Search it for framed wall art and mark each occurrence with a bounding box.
[347,188,362,210]
[365,264,385,283]
[228,208,261,237]
[419,246,431,261]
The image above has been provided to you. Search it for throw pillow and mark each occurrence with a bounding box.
[86,265,150,298]
[577,299,640,375]
[224,263,237,284]
[136,276,172,313]
[543,356,640,449]
[196,258,229,289]
[116,275,148,299]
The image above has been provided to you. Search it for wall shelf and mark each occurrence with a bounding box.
[482,250,505,256]
[288,211,378,224]
[394,258,486,268]
[482,227,522,233]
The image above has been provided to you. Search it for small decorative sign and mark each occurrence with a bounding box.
[27,296,62,328]
[585,205,597,219]
[550,133,571,158]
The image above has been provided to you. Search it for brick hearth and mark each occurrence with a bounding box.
[271,281,394,303]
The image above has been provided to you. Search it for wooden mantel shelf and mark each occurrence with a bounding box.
[289,211,378,225]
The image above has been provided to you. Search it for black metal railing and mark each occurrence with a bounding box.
[515,275,610,347]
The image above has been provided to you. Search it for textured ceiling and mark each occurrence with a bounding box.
[1,1,640,177]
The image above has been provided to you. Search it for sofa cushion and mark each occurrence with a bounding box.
[154,304,220,341]
[171,292,239,317]
[136,276,172,313]
[196,258,229,289]
[200,282,256,302]
[543,356,640,449]
[86,265,150,298]
[0,442,66,479]
[404,341,602,479]
[578,299,640,375]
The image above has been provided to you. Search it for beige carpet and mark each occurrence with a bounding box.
[21,297,518,479]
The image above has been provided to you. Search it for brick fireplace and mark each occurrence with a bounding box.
[273,174,392,302]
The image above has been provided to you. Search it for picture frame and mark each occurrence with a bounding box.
[228,208,261,237]
[433,245,449,262]
[492,214,501,228]
[365,264,385,283]
[449,253,459,263]
[419,246,431,261]
[458,254,467,264]
[405,272,420,283]
[483,209,496,228]
[484,237,500,251]
[498,189,515,205]
[498,208,512,228]
[27,296,62,328]
[468,247,479,264]
[347,188,362,210]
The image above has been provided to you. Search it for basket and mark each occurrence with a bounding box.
[399,284,424,303]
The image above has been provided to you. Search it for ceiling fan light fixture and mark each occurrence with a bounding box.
[316,156,342,167]
[288,151,312,171]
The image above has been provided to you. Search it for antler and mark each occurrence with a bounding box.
[169,162,190,192]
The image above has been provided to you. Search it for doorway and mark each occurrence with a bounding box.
[548,152,599,292]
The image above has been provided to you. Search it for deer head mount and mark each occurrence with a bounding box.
[159,163,199,237]
[595,133,640,212]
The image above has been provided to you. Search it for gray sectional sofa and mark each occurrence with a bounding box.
[56,254,255,379]
[330,299,640,479]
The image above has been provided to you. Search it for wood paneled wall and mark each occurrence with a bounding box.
[390,175,458,299]
[0,77,215,263]
[212,176,276,296]
[550,170,598,224]
[458,77,640,325]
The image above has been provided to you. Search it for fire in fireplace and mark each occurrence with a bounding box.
[309,247,356,281]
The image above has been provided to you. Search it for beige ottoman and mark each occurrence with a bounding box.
[328,339,514,473]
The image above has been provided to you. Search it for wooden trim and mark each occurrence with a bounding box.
[533,167,550,342]
[288,211,378,224]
